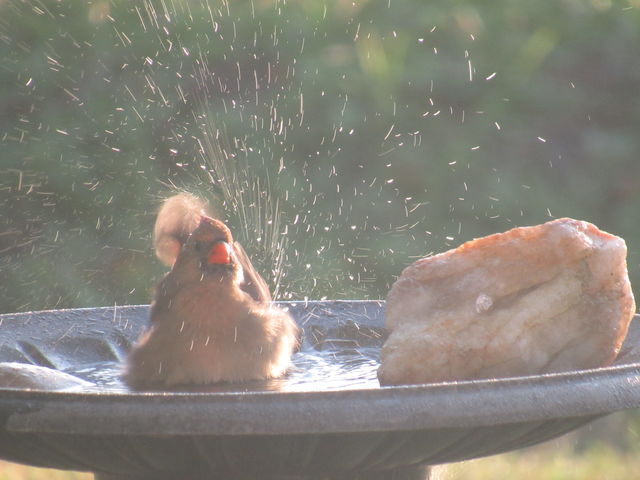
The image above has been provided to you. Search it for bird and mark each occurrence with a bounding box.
[123,193,299,388]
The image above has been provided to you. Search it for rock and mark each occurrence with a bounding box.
[0,362,93,391]
[378,218,636,385]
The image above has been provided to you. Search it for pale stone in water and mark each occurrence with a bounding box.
[378,218,636,385]
[0,362,93,391]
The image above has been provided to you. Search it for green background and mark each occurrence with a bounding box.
[1,0,639,312]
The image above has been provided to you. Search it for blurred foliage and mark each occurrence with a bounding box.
[1,0,640,311]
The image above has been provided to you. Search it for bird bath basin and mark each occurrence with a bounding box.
[1,301,640,480]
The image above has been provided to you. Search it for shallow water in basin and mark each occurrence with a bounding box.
[64,346,381,394]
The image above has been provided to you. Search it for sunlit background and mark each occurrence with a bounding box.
[1,0,640,478]
[2,0,640,312]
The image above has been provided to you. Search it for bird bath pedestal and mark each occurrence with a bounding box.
[1,301,640,480]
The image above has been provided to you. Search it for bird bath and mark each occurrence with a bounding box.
[1,301,639,480]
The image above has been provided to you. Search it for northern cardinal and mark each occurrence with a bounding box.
[123,194,299,388]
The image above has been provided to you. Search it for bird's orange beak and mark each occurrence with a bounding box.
[207,242,232,265]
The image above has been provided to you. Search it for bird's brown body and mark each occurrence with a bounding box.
[124,194,299,388]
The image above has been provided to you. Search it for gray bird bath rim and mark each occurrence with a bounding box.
[0,301,639,479]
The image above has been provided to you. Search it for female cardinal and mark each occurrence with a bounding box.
[123,194,299,388]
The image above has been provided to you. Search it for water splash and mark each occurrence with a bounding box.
[65,347,381,394]
[3,0,625,312]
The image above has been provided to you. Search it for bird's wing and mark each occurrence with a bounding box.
[233,241,272,304]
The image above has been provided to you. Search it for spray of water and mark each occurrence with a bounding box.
[3,0,636,312]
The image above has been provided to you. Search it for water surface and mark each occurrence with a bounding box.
[64,346,381,394]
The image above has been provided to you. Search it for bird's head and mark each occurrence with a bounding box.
[179,216,243,282]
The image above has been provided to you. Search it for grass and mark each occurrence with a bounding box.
[442,443,640,480]
[0,463,90,480]
[2,412,639,479]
